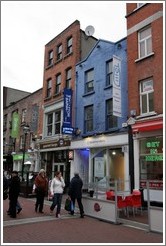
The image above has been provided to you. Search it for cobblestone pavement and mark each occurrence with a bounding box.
[2,196,163,244]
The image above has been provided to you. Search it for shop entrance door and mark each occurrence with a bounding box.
[52,163,65,180]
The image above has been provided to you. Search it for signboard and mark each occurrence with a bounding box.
[113,55,122,117]
[62,126,74,135]
[140,180,163,190]
[11,112,20,138]
[30,105,39,132]
[63,88,72,127]
[94,157,104,178]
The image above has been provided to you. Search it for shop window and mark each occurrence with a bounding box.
[84,105,93,133]
[139,137,163,182]
[140,78,154,115]
[138,26,152,59]
[106,99,117,129]
[106,59,113,86]
[85,69,94,94]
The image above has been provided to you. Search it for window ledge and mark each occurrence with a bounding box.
[136,111,157,119]
[135,52,154,63]
[44,96,52,102]
[104,85,112,90]
[55,58,62,65]
[82,91,95,97]
[45,64,54,70]
[64,52,73,60]
[53,92,62,98]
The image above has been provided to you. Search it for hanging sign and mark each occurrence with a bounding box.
[113,55,122,117]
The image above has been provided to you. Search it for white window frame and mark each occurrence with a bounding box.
[138,26,152,59]
[140,79,154,115]
[106,60,113,86]
[85,69,94,94]
[45,109,63,137]
[21,109,27,123]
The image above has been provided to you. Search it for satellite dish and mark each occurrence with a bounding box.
[85,25,95,36]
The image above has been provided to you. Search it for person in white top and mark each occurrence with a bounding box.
[50,171,65,218]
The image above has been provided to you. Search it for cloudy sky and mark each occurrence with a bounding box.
[1,1,127,93]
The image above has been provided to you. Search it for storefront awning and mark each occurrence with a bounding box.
[132,119,163,133]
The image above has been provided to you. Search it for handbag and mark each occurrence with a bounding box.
[64,198,71,211]
[3,190,8,200]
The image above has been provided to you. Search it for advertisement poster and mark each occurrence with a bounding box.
[94,157,104,178]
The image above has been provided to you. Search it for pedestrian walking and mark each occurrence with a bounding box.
[68,172,84,218]
[50,171,65,218]
[33,169,48,213]
[8,170,20,218]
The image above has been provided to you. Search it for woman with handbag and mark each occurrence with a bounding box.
[50,171,65,218]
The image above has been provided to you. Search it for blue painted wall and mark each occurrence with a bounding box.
[75,38,128,137]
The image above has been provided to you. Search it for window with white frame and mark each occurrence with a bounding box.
[67,37,72,54]
[57,44,62,60]
[55,73,61,94]
[140,78,154,115]
[85,69,94,93]
[138,26,152,59]
[21,109,27,123]
[106,60,113,86]
[54,110,61,134]
[46,110,62,136]
[48,50,53,66]
[66,68,72,88]
[47,113,53,136]
[46,79,52,98]
[106,99,117,129]
[84,105,93,133]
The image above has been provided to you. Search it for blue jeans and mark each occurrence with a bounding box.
[50,193,63,215]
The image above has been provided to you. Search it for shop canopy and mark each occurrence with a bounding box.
[132,118,163,133]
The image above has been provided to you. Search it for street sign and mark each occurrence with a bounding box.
[62,126,74,135]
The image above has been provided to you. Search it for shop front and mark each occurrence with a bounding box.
[70,132,129,192]
[39,138,71,190]
[132,117,163,204]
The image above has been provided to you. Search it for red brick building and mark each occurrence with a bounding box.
[39,20,97,185]
[126,3,163,202]
[3,88,43,179]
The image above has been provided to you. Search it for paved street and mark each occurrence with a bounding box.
[3,196,163,244]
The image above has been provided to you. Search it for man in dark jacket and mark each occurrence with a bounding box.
[68,172,84,218]
[8,171,20,218]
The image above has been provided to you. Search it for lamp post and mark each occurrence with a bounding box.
[21,125,30,181]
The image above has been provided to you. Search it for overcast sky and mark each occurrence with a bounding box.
[1,1,127,93]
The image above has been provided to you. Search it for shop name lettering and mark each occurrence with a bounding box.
[64,95,71,120]
[145,141,163,161]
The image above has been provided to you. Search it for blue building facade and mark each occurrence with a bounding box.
[75,38,128,136]
[70,38,130,190]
